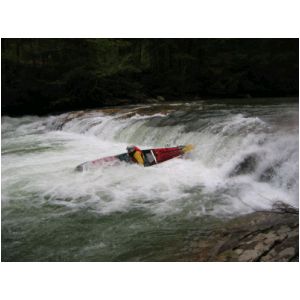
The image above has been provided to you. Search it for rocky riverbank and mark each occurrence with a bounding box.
[186,202,298,262]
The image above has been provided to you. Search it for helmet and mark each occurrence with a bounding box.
[126,145,136,153]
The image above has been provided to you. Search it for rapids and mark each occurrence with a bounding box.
[1,99,299,261]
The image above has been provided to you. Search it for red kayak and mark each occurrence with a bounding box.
[75,144,194,171]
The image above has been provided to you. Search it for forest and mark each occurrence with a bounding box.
[1,38,299,115]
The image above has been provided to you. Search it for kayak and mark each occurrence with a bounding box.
[75,144,194,171]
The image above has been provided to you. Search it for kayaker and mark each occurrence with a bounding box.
[127,145,145,165]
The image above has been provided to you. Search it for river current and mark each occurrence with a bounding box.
[1,99,298,261]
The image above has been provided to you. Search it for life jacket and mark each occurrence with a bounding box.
[128,146,144,165]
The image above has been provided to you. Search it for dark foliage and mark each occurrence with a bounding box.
[1,38,299,116]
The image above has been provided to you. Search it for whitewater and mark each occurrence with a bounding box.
[1,99,299,261]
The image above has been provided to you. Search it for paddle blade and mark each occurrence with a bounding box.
[182,144,195,153]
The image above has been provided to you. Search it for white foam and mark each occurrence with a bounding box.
[2,103,298,217]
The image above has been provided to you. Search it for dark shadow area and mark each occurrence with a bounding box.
[2,38,299,116]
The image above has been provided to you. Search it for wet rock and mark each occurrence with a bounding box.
[277,225,291,234]
[287,230,298,239]
[263,232,279,244]
[189,204,298,262]
[252,233,267,242]
[229,154,258,177]
[239,249,259,262]
[259,166,276,182]
[235,249,243,255]
[279,247,295,258]
[272,201,299,214]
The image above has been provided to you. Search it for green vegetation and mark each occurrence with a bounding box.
[2,38,299,115]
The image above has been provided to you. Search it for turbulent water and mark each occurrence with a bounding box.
[1,99,299,261]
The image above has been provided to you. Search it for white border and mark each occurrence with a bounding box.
[1,1,299,300]
[0,0,300,37]
[1,263,300,300]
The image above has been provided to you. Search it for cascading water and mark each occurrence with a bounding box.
[1,100,298,261]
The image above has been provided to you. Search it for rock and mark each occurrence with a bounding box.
[254,242,267,252]
[253,233,267,242]
[276,232,288,241]
[277,225,290,233]
[259,166,277,182]
[229,154,258,177]
[279,247,295,258]
[239,250,259,261]
[263,232,281,245]
[188,209,298,262]
[287,230,298,238]
[235,249,243,255]
[263,232,277,240]
[272,201,299,214]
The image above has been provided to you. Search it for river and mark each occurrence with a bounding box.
[1,98,298,261]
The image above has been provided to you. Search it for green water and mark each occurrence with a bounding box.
[2,203,220,261]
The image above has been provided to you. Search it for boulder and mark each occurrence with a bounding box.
[186,202,298,262]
